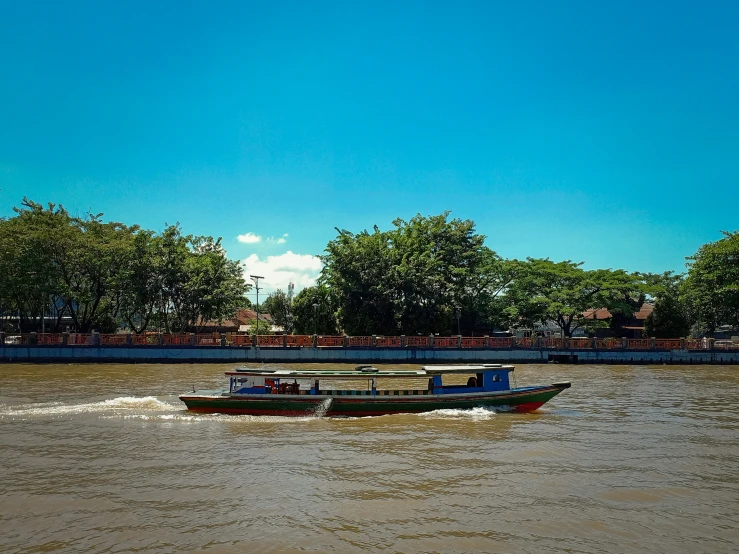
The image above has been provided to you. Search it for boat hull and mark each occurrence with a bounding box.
[179,384,569,417]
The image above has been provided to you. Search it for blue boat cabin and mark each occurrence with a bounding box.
[430,367,511,394]
[228,366,512,396]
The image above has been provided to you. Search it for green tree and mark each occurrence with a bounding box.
[320,225,397,335]
[118,230,164,333]
[60,213,136,332]
[165,232,249,332]
[320,212,509,335]
[0,200,250,334]
[0,199,134,332]
[0,201,63,331]
[644,290,691,338]
[463,251,520,334]
[246,318,272,335]
[261,289,294,333]
[505,259,643,337]
[291,285,339,335]
[685,231,739,333]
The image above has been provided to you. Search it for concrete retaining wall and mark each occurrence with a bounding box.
[1,345,738,364]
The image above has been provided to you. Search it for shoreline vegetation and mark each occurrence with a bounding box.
[1,200,738,342]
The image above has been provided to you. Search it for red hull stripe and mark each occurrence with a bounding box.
[188,407,317,416]
[512,402,546,413]
[187,402,548,417]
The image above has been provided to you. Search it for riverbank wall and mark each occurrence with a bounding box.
[2,344,738,364]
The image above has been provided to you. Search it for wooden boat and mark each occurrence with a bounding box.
[179,364,571,417]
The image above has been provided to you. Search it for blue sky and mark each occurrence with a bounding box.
[1,0,738,294]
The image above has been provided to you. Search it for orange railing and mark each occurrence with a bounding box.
[194,334,220,346]
[67,333,93,345]
[685,339,703,350]
[460,337,485,348]
[376,336,402,347]
[161,334,190,346]
[543,338,564,349]
[595,339,623,349]
[434,337,459,348]
[4,333,739,351]
[348,336,373,347]
[228,333,251,346]
[655,339,682,350]
[317,336,345,347]
[131,333,157,345]
[257,335,283,347]
[286,335,314,347]
[406,336,430,348]
[37,333,64,345]
[100,334,128,345]
[626,338,651,349]
[568,338,593,349]
[488,337,512,348]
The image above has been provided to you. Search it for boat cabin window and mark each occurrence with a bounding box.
[436,373,483,388]
[232,375,266,392]
[433,371,506,391]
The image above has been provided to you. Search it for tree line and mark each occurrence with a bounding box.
[265,213,738,339]
[0,199,249,333]
[2,202,736,338]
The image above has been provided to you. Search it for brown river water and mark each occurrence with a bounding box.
[1,363,738,554]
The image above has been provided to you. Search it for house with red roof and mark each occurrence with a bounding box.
[582,303,654,338]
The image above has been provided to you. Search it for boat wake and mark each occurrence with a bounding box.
[418,406,498,420]
[311,398,333,418]
[0,396,177,418]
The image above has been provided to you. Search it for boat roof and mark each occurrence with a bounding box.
[226,364,514,378]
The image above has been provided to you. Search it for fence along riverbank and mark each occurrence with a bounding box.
[1,332,738,364]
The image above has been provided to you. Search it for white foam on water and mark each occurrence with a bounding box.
[311,397,333,418]
[104,412,200,422]
[417,406,499,420]
[0,396,176,418]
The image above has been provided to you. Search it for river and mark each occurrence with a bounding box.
[1,363,737,553]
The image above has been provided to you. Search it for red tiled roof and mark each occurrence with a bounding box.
[235,309,272,324]
[583,308,611,320]
[634,303,654,319]
[583,303,654,321]
[194,318,239,329]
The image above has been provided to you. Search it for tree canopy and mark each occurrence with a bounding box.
[685,230,739,333]
[320,212,515,335]
[291,285,340,335]
[3,201,736,339]
[0,198,249,333]
[261,289,294,334]
[503,259,644,337]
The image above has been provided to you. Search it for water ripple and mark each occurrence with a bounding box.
[1,363,738,553]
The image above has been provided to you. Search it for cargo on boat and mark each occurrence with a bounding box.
[179,364,571,417]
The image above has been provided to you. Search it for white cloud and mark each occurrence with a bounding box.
[237,232,262,244]
[267,233,289,244]
[241,250,323,294]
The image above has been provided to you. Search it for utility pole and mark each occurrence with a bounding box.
[286,282,295,334]
[250,275,264,337]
